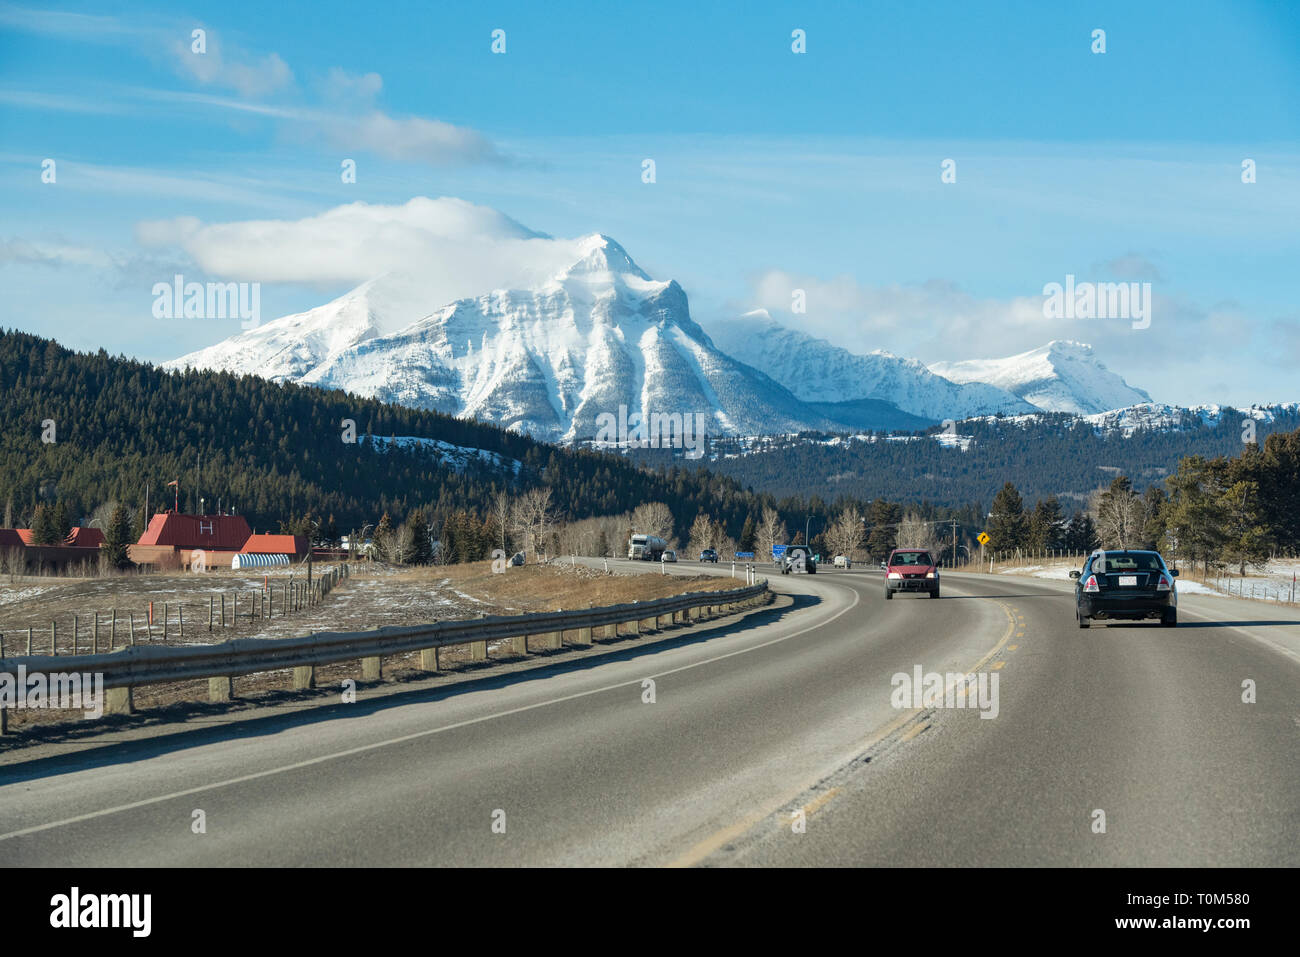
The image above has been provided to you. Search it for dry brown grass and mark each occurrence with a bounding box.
[0,560,745,737]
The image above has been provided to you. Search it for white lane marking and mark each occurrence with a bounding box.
[0,580,860,842]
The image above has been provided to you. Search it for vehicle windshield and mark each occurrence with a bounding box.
[891,552,932,566]
[1091,552,1164,573]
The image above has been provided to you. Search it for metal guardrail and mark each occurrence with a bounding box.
[0,579,770,724]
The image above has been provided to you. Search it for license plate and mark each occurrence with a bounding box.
[1118,575,1138,587]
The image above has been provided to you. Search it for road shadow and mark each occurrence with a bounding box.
[930,593,1067,600]
[1166,620,1300,629]
[0,592,816,784]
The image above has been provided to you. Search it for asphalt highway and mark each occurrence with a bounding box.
[2,561,1296,866]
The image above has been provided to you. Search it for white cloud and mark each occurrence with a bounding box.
[316,110,503,166]
[749,268,1044,360]
[0,238,115,268]
[165,27,294,98]
[132,197,592,301]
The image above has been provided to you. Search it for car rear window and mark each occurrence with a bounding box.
[1091,552,1163,573]
[891,552,932,566]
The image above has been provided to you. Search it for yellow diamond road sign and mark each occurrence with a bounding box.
[977,532,990,545]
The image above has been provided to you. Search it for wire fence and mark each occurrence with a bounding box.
[0,564,349,658]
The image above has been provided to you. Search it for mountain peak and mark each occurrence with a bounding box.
[928,340,1152,414]
[1041,339,1094,357]
[559,234,650,281]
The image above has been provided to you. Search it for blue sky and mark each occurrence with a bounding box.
[2,0,1298,405]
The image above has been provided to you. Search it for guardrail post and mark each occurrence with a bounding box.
[468,639,487,661]
[208,676,233,702]
[292,665,316,690]
[420,646,440,672]
[510,634,527,657]
[574,604,593,646]
[362,656,382,681]
[544,630,562,650]
[629,617,640,636]
[105,686,133,714]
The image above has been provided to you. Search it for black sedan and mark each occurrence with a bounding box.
[1070,549,1178,628]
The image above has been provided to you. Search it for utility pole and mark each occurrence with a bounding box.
[952,520,958,568]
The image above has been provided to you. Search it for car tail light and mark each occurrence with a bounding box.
[1083,574,1100,593]
[1156,575,1172,592]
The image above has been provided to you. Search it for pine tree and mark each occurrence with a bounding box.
[1217,480,1271,576]
[987,483,1028,551]
[30,504,60,544]
[103,503,134,569]
[406,510,433,565]
[865,499,900,559]
[1029,496,1065,550]
[739,515,757,552]
[52,501,70,542]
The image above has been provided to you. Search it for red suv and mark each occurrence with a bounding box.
[883,548,940,599]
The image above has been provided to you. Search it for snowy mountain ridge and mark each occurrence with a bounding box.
[168,233,1173,440]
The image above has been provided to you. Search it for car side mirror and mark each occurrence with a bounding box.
[1068,570,1081,579]
[1170,569,1179,577]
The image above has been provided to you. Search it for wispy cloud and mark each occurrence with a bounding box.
[0,238,115,268]
[0,88,128,113]
[132,196,581,295]
[0,4,508,167]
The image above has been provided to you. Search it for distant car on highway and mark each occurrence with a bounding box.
[662,549,677,563]
[509,551,526,566]
[833,554,852,568]
[884,548,939,599]
[778,544,817,574]
[1070,549,1178,628]
[699,548,718,563]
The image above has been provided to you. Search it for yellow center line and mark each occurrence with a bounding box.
[668,599,1018,867]
[991,661,1006,671]
[801,786,842,818]
[899,722,928,743]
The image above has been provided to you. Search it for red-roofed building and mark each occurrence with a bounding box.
[130,512,254,569]
[0,525,106,572]
[65,527,104,548]
[1,527,105,548]
[137,513,252,551]
[241,533,308,559]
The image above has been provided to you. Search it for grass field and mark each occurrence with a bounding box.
[0,560,729,735]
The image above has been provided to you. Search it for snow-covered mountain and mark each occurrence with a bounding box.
[708,311,1037,421]
[927,340,1152,415]
[168,236,850,441]
[168,237,1165,439]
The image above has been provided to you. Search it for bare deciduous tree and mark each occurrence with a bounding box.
[630,501,674,542]
[491,490,512,554]
[1092,477,1146,550]
[826,505,865,560]
[756,506,787,561]
[511,486,558,562]
[898,512,943,554]
[686,513,716,555]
